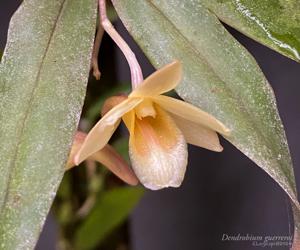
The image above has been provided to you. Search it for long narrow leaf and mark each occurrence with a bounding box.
[112,0,300,247]
[0,0,97,248]
[201,0,300,62]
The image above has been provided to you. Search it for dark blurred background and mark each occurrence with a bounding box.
[1,1,300,250]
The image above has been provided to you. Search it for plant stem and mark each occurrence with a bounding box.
[91,24,104,80]
[99,0,143,89]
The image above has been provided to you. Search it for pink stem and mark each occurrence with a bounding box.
[99,0,143,89]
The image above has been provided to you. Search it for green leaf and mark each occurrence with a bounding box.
[111,0,300,244]
[113,137,130,163]
[0,0,97,249]
[75,187,144,250]
[201,0,300,62]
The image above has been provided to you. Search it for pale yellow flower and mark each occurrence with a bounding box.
[75,61,230,190]
[67,131,138,185]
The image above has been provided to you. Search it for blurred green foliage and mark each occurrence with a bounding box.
[75,187,144,250]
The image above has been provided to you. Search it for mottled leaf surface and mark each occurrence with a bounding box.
[0,0,97,248]
[201,0,300,62]
[112,0,300,243]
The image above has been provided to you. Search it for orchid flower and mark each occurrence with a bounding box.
[74,61,230,190]
[67,131,138,185]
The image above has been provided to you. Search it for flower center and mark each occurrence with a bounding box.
[134,99,156,119]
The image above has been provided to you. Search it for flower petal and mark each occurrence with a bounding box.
[129,105,188,190]
[74,97,142,165]
[66,131,87,169]
[101,95,127,116]
[67,132,138,185]
[130,60,182,97]
[152,95,230,136]
[169,113,223,152]
[90,144,139,185]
